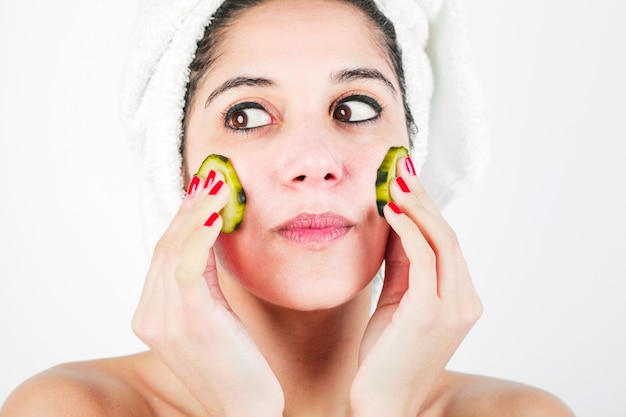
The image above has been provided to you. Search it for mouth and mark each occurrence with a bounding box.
[275,212,354,249]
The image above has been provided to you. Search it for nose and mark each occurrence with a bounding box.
[280,123,344,187]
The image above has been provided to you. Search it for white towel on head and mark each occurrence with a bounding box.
[120,0,490,251]
[419,0,491,207]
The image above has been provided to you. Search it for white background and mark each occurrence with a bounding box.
[1,0,625,415]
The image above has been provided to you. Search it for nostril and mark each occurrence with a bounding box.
[291,173,337,182]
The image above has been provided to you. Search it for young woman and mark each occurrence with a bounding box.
[1,0,574,416]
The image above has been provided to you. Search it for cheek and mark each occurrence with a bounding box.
[344,146,387,204]
[213,233,248,279]
[211,190,276,288]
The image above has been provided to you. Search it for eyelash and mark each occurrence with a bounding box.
[220,93,384,134]
[221,101,270,134]
[333,94,384,125]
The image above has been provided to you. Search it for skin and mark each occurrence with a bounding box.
[1,1,575,416]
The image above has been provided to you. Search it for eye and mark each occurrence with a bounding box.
[224,102,273,130]
[333,95,382,123]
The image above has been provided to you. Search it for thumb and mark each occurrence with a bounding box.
[203,246,232,313]
[175,212,223,309]
[376,228,410,310]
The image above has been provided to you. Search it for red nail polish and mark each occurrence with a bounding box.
[209,180,224,195]
[405,157,416,176]
[396,177,410,193]
[187,176,201,195]
[204,212,220,227]
[388,201,402,214]
[204,170,216,188]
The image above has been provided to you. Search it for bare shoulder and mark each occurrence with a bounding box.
[424,371,575,417]
[0,353,155,417]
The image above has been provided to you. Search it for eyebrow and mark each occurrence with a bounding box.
[204,68,397,108]
[205,77,276,107]
[331,68,397,96]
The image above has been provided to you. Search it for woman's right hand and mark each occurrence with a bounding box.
[132,171,284,417]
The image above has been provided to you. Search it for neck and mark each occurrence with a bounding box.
[220,273,372,417]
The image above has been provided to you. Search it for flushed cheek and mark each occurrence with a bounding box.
[211,197,278,284]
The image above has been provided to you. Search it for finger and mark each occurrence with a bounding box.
[185,169,218,196]
[164,170,228,241]
[148,173,229,313]
[394,157,441,220]
[175,213,241,336]
[389,175,465,298]
[175,172,228,285]
[183,176,230,236]
[383,202,438,299]
[175,174,230,288]
[147,173,228,294]
[175,211,223,305]
[176,211,222,286]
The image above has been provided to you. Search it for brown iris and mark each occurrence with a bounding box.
[333,104,352,122]
[230,111,248,128]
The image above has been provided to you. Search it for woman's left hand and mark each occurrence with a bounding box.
[350,157,483,417]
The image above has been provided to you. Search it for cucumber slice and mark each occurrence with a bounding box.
[375,146,409,216]
[195,154,246,233]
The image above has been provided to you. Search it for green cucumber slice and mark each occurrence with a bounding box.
[195,154,246,233]
[375,146,409,216]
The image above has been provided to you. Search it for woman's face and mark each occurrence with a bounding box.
[185,0,410,310]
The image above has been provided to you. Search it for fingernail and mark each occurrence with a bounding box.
[204,212,220,227]
[187,176,201,195]
[388,201,402,214]
[405,157,416,176]
[209,180,224,195]
[396,177,410,193]
[203,170,216,188]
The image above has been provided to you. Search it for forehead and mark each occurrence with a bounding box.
[207,0,395,86]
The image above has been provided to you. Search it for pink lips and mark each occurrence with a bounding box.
[276,213,353,248]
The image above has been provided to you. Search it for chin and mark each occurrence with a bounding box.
[269,271,375,312]
[216,245,382,312]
